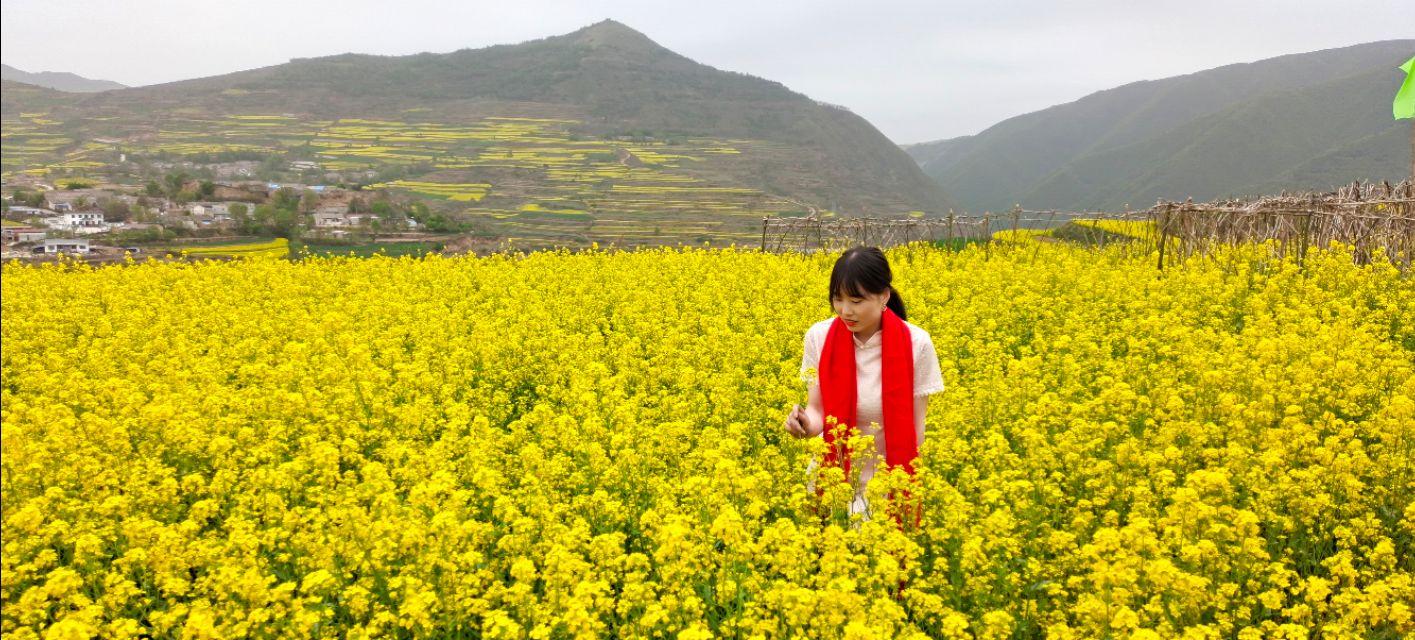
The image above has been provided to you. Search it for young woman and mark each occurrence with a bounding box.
[782,245,946,521]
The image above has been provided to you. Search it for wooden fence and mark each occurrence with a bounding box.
[1153,180,1415,269]
[760,179,1415,270]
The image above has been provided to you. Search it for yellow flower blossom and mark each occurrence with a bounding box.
[2,240,1411,637]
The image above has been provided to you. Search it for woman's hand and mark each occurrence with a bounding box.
[784,403,815,438]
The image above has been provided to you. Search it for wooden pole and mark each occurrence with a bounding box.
[983,213,991,261]
[1298,211,1311,270]
[1156,206,1167,270]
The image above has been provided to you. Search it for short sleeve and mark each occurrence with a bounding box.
[913,331,945,397]
[799,326,820,386]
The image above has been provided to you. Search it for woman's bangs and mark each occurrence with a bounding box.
[830,276,867,300]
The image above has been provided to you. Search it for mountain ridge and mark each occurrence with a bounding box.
[906,39,1414,211]
[0,64,126,93]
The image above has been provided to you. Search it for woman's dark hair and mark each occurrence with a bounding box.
[828,245,907,321]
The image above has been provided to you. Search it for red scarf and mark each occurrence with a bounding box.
[816,307,922,528]
[819,306,917,475]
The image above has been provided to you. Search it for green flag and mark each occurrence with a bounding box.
[1397,55,1415,120]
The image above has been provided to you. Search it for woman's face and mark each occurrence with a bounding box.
[831,289,889,335]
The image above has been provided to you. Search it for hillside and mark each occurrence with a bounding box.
[1,20,952,248]
[0,79,72,112]
[905,40,1415,212]
[1,64,126,92]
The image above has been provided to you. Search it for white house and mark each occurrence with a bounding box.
[313,212,350,227]
[347,212,382,226]
[42,212,109,234]
[313,202,354,228]
[42,238,90,254]
[62,211,105,227]
[2,226,46,243]
[189,202,239,219]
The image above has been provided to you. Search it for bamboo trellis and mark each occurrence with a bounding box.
[759,214,985,253]
[761,179,1415,271]
[759,207,1151,254]
[1153,179,1415,269]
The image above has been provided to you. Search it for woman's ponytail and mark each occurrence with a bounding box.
[886,285,907,321]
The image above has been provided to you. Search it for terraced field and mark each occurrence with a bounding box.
[1,112,810,248]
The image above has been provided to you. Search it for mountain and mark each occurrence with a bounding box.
[1,64,126,92]
[2,20,952,225]
[0,79,71,113]
[905,40,1415,212]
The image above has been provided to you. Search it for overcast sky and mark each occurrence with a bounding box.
[2,1,1411,143]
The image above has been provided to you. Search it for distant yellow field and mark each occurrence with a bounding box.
[1073,218,1158,240]
[163,238,290,260]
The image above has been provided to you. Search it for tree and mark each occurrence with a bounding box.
[271,207,298,238]
[12,189,43,208]
[406,201,433,229]
[299,189,320,214]
[240,202,300,238]
[163,172,190,199]
[230,203,250,231]
[198,180,216,199]
[271,187,300,211]
[253,204,276,231]
[99,198,131,222]
[368,199,408,229]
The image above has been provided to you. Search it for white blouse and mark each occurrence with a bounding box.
[799,317,946,520]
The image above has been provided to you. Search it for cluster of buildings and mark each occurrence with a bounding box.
[2,179,422,256]
[1,213,107,255]
[7,208,110,234]
[312,203,387,230]
[0,227,106,257]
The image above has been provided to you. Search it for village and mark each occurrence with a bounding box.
[0,169,434,261]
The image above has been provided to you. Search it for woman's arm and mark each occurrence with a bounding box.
[804,380,825,437]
